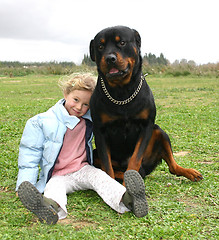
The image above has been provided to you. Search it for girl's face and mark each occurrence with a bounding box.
[64,90,92,117]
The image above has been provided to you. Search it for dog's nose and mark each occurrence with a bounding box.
[106,54,117,64]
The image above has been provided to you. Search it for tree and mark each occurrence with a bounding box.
[82,54,96,66]
[143,53,168,65]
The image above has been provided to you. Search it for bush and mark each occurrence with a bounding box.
[0,58,218,78]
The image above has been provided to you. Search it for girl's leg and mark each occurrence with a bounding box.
[44,173,94,219]
[44,175,71,219]
[44,166,148,218]
[71,165,129,213]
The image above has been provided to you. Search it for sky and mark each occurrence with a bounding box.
[0,0,218,65]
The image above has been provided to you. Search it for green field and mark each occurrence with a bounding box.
[0,74,218,239]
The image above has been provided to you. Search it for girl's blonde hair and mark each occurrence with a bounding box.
[59,73,97,95]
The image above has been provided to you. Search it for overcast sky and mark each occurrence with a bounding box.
[0,0,218,64]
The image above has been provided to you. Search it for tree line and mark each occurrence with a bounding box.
[81,53,169,66]
[0,53,218,77]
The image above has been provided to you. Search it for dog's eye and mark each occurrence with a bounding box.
[118,41,126,47]
[98,44,104,50]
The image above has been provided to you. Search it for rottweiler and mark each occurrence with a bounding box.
[89,26,203,184]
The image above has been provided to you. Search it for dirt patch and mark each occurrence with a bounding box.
[174,151,190,157]
[179,198,201,211]
[198,161,214,165]
[58,217,98,229]
[28,216,97,229]
[178,194,205,210]
[30,84,45,86]
[3,80,21,83]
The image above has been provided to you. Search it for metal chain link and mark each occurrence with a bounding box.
[100,76,144,105]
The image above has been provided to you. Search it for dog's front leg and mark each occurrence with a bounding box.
[95,132,115,179]
[126,122,154,183]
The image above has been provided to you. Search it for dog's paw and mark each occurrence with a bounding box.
[184,168,203,182]
[171,165,203,182]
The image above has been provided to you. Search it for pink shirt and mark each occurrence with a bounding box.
[52,118,88,176]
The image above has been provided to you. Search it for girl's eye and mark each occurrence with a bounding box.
[73,98,78,102]
[84,103,89,108]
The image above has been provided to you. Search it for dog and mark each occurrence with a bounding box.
[89,26,203,184]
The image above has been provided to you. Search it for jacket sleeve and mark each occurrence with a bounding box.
[16,116,45,191]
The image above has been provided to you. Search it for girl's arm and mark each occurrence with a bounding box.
[16,116,44,191]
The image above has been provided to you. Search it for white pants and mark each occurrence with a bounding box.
[44,165,130,219]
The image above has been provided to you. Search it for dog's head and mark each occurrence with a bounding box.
[90,26,142,87]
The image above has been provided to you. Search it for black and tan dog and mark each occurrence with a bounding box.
[89,26,203,184]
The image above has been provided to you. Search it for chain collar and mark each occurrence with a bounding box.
[100,75,144,105]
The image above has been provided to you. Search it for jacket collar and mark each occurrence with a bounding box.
[51,99,92,130]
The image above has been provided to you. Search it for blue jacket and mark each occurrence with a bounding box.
[16,99,93,193]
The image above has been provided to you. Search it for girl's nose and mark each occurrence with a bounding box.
[76,103,83,111]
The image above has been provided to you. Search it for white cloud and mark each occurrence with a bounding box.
[0,0,218,64]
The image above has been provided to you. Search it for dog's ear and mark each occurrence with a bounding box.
[133,29,141,49]
[89,40,96,62]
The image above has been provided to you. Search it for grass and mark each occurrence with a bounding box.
[0,74,218,239]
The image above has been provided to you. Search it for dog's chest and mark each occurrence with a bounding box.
[102,118,146,149]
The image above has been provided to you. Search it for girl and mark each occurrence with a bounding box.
[16,73,148,224]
